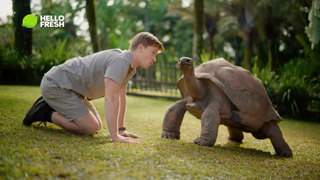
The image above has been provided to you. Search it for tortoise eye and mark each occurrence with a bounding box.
[186,59,190,63]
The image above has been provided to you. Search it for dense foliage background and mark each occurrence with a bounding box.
[0,0,319,120]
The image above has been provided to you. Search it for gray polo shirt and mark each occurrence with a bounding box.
[44,49,136,100]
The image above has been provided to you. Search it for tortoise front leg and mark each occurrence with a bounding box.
[193,103,220,146]
[162,99,188,140]
[260,121,293,158]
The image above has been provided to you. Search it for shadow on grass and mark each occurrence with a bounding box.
[0,94,113,145]
[25,124,282,160]
[216,141,285,159]
[20,124,114,145]
[157,137,285,160]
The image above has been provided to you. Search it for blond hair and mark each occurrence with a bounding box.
[130,32,164,52]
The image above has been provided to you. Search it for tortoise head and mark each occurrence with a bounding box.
[178,57,194,72]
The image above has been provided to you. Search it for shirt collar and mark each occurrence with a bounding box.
[122,49,134,68]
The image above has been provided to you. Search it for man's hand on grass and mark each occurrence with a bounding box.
[120,131,142,138]
[112,135,140,144]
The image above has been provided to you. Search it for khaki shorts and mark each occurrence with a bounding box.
[40,76,89,121]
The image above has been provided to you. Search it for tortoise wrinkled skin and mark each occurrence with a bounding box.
[162,57,293,158]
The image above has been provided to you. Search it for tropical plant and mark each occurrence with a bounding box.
[252,56,319,117]
[305,0,320,49]
[252,57,278,107]
[200,49,210,63]
[33,39,80,71]
[275,58,318,116]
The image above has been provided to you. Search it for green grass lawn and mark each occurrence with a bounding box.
[0,85,319,179]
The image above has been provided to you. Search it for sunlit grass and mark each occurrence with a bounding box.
[0,85,319,179]
[127,88,181,98]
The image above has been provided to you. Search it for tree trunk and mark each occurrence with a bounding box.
[13,0,32,57]
[268,37,275,69]
[205,14,218,60]
[265,12,281,70]
[244,32,253,70]
[254,30,263,69]
[192,0,204,65]
[208,33,214,60]
[86,0,100,53]
[234,36,241,66]
[65,20,77,40]
[144,0,149,32]
[62,1,77,40]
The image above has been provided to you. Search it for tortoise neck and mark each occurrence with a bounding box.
[183,68,205,101]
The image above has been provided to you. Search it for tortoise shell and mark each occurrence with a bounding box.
[177,58,281,131]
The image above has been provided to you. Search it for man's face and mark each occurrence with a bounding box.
[139,45,158,69]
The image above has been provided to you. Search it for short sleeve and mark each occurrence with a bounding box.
[120,67,136,89]
[104,58,129,87]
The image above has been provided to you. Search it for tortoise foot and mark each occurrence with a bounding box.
[276,147,293,158]
[193,137,214,147]
[161,130,180,140]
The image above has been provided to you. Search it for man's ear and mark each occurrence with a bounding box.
[137,44,145,52]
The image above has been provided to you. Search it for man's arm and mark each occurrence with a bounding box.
[118,88,141,138]
[104,77,139,143]
[118,88,126,129]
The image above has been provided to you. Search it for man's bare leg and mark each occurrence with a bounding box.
[82,98,102,131]
[51,111,100,135]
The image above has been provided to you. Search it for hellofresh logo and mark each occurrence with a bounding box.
[40,15,65,27]
[22,14,38,28]
[22,14,65,28]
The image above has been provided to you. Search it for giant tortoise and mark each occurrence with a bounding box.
[161,57,292,157]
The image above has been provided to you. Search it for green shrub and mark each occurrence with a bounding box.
[33,39,76,71]
[200,50,230,64]
[253,57,320,118]
[0,24,31,69]
[252,57,278,99]
[276,58,319,115]
[0,22,84,71]
[200,49,210,63]
[0,33,85,84]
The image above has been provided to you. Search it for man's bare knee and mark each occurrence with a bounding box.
[73,112,100,135]
[86,123,99,135]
